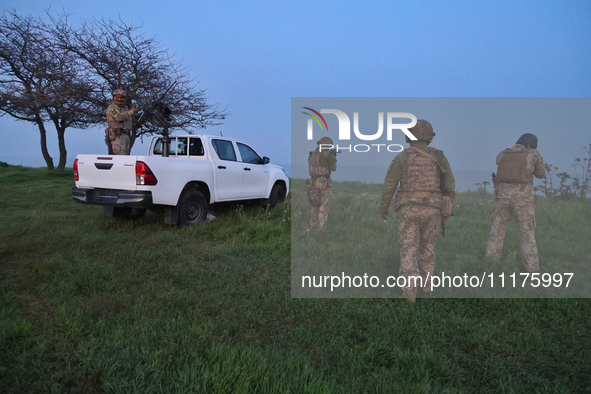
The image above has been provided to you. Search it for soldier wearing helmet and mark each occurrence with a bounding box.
[307,136,337,230]
[379,120,455,303]
[485,133,546,272]
[105,89,139,155]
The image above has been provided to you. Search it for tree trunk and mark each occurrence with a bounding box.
[35,115,54,170]
[56,126,67,170]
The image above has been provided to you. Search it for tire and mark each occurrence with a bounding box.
[178,188,208,226]
[268,183,286,208]
[112,207,146,220]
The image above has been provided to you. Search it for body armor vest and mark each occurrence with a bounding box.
[106,104,133,131]
[496,149,530,184]
[308,150,329,177]
[394,147,442,210]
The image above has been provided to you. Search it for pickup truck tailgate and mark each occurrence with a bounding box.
[76,155,138,190]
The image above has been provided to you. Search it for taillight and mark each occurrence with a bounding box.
[136,161,158,185]
[73,159,79,181]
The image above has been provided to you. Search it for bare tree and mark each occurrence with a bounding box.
[0,11,93,170]
[0,10,226,170]
[49,14,227,150]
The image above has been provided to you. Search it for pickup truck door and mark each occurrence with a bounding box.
[236,142,270,198]
[210,138,243,200]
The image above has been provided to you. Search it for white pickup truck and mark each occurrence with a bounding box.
[72,134,289,225]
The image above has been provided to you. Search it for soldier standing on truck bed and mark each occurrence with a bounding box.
[379,120,455,303]
[106,89,139,155]
[485,133,546,272]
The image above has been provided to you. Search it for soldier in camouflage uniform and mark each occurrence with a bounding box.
[485,133,546,272]
[379,120,455,303]
[106,89,139,155]
[308,136,337,230]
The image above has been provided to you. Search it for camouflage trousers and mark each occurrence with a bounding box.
[111,133,130,155]
[397,205,441,298]
[309,177,331,229]
[485,198,539,272]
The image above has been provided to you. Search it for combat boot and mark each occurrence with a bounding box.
[402,291,416,304]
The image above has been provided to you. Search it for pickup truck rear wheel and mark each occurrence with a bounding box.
[178,189,208,226]
[269,183,286,207]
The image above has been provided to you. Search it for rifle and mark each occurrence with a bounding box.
[440,209,455,237]
[136,81,178,128]
[327,148,342,165]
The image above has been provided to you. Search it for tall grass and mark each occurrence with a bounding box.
[292,179,591,298]
[1,166,590,393]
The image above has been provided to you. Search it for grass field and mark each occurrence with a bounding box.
[290,179,591,298]
[1,166,590,393]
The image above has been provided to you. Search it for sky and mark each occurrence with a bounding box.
[1,0,590,183]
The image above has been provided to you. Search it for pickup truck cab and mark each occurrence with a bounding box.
[72,134,289,225]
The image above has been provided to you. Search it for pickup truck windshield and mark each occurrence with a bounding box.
[237,142,263,164]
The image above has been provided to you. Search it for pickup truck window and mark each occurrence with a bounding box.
[153,138,164,155]
[189,138,204,156]
[237,143,263,164]
[175,138,188,156]
[212,139,237,161]
[153,137,189,156]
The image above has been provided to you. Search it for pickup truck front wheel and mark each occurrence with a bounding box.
[178,189,208,226]
[269,183,286,207]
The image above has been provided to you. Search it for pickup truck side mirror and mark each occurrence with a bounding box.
[262,156,270,164]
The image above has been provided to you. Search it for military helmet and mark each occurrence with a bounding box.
[317,136,333,145]
[516,133,538,149]
[112,89,127,98]
[407,119,435,143]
